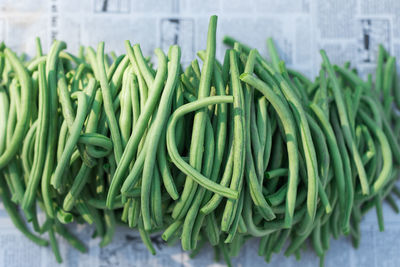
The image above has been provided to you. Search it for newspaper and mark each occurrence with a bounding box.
[1,0,400,266]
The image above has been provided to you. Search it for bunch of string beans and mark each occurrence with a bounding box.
[0,15,400,266]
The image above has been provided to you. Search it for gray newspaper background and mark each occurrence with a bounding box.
[1,0,400,266]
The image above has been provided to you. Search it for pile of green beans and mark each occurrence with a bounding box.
[1,15,400,266]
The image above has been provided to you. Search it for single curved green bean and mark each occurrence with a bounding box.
[119,66,133,147]
[221,49,247,231]
[96,42,123,163]
[157,129,179,200]
[151,164,163,228]
[166,96,238,200]
[41,40,67,218]
[358,109,392,194]
[22,62,49,214]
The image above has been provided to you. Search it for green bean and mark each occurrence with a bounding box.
[56,121,68,161]
[162,220,183,242]
[63,164,92,211]
[173,82,185,152]
[307,114,330,185]
[379,106,400,165]
[266,183,288,206]
[151,164,163,228]
[130,73,140,125]
[157,129,179,200]
[204,212,220,246]
[360,125,376,165]
[87,196,124,210]
[120,141,147,200]
[266,38,281,71]
[128,198,140,228]
[20,120,37,182]
[311,221,324,257]
[41,41,67,218]
[133,44,154,88]
[49,227,62,263]
[6,160,24,204]
[138,217,156,255]
[265,168,288,179]
[99,210,116,247]
[256,97,269,172]
[122,188,141,197]
[54,222,87,253]
[75,199,94,224]
[107,55,125,81]
[358,109,392,194]
[223,36,251,54]
[56,208,74,224]
[225,192,244,243]
[71,64,86,93]
[125,42,148,102]
[57,61,76,129]
[335,65,369,90]
[96,42,123,163]
[221,49,247,231]
[119,66,133,147]
[321,219,330,250]
[21,62,48,213]
[166,96,238,199]
[374,194,385,231]
[79,133,113,158]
